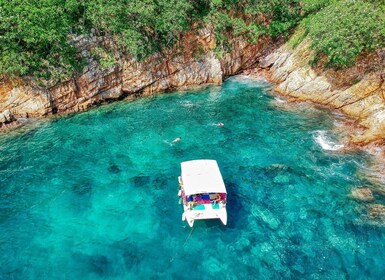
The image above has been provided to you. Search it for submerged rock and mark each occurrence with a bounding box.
[108,164,121,174]
[131,175,151,187]
[152,177,168,190]
[373,187,385,198]
[251,205,280,230]
[273,174,290,184]
[367,204,385,222]
[72,253,112,277]
[350,187,375,202]
[270,164,288,170]
[202,256,229,275]
[122,248,143,270]
[234,236,251,251]
[72,181,93,197]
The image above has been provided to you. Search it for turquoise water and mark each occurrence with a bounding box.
[1,77,384,279]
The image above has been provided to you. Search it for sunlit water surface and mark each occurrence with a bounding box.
[1,77,384,279]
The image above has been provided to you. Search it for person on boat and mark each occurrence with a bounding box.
[187,195,195,209]
[212,193,221,205]
[188,200,195,209]
[171,137,182,143]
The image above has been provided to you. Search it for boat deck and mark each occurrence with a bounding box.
[193,203,220,210]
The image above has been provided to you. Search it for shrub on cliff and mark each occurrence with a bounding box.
[303,0,385,68]
[301,0,332,15]
[208,0,302,51]
[85,0,193,60]
[0,0,82,80]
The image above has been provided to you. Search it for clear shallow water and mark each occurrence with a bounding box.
[0,77,384,279]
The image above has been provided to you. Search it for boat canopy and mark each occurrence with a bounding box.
[181,160,227,196]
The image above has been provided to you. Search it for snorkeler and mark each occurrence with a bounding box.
[171,137,182,143]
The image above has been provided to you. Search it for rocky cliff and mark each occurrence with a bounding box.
[257,39,385,147]
[0,29,272,129]
[2,29,384,151]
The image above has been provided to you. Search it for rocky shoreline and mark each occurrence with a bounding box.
[242,39,385,224]
[0,29,274,132]
[259,40,384,146]
[2,34,384,148]
[248,40,385,167]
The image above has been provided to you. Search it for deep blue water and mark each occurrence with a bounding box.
[1,77,384,279]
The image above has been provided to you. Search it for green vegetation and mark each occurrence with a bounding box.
[0,0,81,80]
[0,0,384,80]
[301,0,332,15]
[0,0,302,80]
[301,0,385,68]
[0,0,194,80]
[207,0,301,52]
[85,0,193,59]
[90,47,116,70]
[288,25,307,49]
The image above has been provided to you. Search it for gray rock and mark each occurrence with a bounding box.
[367,204,385,221]
[259,52,279,68]
[0,109,12,123]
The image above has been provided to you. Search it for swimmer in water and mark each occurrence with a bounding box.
[171,137,182,143]
[217,122,224,127]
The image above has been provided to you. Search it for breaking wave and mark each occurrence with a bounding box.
[274,96,287,103]
[313,130,344,151]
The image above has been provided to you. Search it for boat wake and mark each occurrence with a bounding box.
[313,130,344,151]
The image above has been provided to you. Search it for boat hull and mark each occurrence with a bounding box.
[182,207,227,227]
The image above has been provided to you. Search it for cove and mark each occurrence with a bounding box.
[0,77,384,279]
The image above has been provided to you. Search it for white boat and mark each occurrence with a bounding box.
[178,159,227,227]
